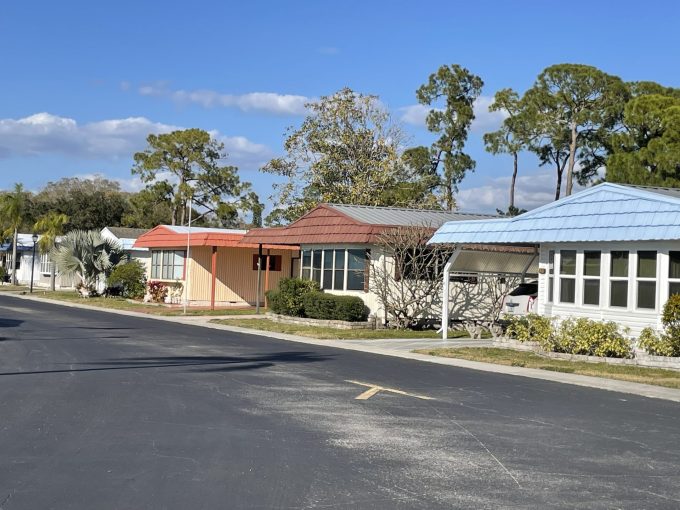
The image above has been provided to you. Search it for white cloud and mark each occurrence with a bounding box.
[139,83,310,116]
[0,112,273,170]
[399,95,508,133]
[456,171,587,213]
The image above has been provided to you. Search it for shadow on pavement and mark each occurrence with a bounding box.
[0,318,23,328]
[0,352,332,377]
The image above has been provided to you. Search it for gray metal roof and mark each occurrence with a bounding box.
[105,227,148,240]
[620,184,680,199]
[328,204,495,228]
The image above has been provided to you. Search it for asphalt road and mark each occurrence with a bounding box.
[1,295,680,509]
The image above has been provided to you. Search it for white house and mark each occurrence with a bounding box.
[101,227,151,274]
[240,203,536,323]
[429,183,680,338]
[0,234,75,289]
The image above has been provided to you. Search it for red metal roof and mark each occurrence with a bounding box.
[134,225,297,250]
[240,204,417,246]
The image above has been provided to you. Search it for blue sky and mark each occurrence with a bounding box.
[1,0,678,213]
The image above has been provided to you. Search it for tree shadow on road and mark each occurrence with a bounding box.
[0,352,332,377]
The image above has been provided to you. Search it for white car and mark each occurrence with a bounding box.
[502,281,538,316]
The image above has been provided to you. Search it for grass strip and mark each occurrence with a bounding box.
[29,291,261,316]
[414,347,680,389]
[210,318,471,340]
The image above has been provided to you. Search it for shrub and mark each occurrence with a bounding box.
[637,296,680,357]
[107,261,146,299]
[268,278,320,316]
[552,318,632,358]
[0,266,5,282]
[637,327,676,357]
[147,281,168,303]
[302,292,369,322]
[505,314,553,346]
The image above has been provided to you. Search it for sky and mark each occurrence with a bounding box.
[1,0,678,214]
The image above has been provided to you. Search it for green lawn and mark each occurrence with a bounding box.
[31,291,261,316]
[210,317,471,340]
[414,347,680,390]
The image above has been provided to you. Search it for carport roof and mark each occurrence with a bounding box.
[429,183,680,245]
[134,225,296,250]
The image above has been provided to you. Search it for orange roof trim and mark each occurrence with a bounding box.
[134,225,298,250]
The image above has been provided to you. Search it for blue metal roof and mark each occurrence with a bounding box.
[428,183,680,245]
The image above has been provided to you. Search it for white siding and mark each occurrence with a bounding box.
[537,241,680,337]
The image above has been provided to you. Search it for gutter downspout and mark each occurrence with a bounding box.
[438,247,462,341]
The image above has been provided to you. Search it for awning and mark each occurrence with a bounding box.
[134,225,298,250]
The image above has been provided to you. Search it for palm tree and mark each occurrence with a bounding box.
[51,230,123,294]
[34,212,69,291]
[0,184,28,285]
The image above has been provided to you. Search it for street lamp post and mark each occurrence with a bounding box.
[30,233,38,293]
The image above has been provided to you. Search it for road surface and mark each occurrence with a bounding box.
[1,295,679,509]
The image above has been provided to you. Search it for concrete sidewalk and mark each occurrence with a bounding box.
[4,292,680,403]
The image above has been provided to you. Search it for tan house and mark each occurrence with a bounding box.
[134,225,298,309]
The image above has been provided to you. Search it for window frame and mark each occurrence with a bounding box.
[609,250,629,308]
[635,250,657,311]
[300,247,367,292]
[668,251,680,298]
[582,250,601,307]
[40,252,52,275]
[558,250,577,304]
[151,249,186,280]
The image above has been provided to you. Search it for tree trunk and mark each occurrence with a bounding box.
[10,228,18,286]
[555,160,563,201]
[50,261,56,291]
[566,122,578,196]
[510,152,518,210]
[445,184,454,211]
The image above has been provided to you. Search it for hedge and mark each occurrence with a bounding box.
[302,292,368,322]
[266,278,320,317]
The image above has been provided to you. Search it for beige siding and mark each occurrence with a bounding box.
[186,247,295,306]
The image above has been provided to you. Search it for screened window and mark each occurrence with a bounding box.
[347,249,366,290]
[636,251,657,309]
[151,250,185,280]
[669,251,680,297]
[559,250,576,303]
[40,253,52,275]
[610,251,629,308]
[302,248,367,291]
[582,251,601,306]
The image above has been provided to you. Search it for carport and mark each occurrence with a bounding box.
[431,243,539,340]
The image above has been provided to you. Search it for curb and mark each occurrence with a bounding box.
[5,293,680,403]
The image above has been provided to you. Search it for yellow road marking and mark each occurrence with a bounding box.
[346,380,434,401]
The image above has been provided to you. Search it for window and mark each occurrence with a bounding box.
[151,250,185,280]
[669,251,680,297]
[323,249,333,289]
[610,251,629,307]
[347,249,366,290]
[7,253,20,270]
[547,250,555,303]
[251,254,282,272]
[559,250,576,303]
[333,249,345,290]
[582,251,601,305]
[40,253,52,275]
[301,250,311,280]
[300,248,367,291]
[636,251,657,309]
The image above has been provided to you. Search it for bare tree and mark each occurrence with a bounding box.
[370,225,451,329]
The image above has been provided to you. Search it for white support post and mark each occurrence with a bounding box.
[440,247,462,340]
